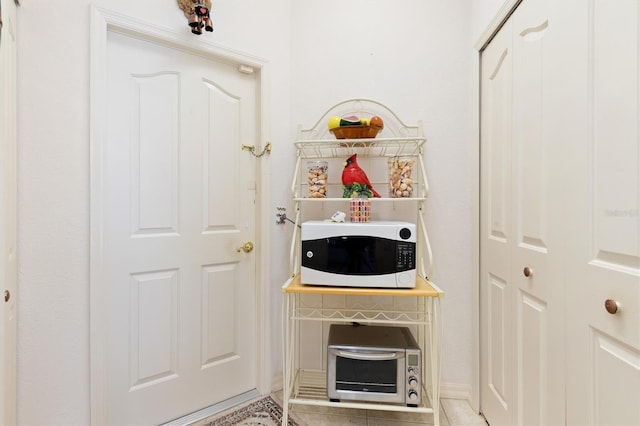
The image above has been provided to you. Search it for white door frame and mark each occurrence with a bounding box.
[89,6,272,424]
[0,0,18,423]
[471,0,522,414]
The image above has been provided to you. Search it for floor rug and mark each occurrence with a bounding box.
[203,396,300,426]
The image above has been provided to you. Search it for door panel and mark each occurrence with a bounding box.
[591,332,640,425]
[565,2,640,423]
[480,18,514,426]
[481,1,565,424]
[591,0,638,269]
[488,273,508,407]
[202,264,238,364]
[511,1,565,424]
[517,291,546,426]
[131,72,179,234]
[129,269,178,390]
[514,14,547,253]
[0,0,17,423]
[102,30,258,425]
[482,0,639,425]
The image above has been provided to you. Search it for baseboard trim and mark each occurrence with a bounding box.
[160,389,260,426]
[271,373,283,393]
[440,383,473,402]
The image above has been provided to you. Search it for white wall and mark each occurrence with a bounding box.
[471,0,511,43]
[16,0,508,423]
[17,1,290,424]
[289,0,475,389]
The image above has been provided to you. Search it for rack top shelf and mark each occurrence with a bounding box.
[293,197,426,202]
[283,273,443,298]
[294,138,425,159]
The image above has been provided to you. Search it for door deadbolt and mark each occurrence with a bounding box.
[237,242,254,253]
[4,290,10,303]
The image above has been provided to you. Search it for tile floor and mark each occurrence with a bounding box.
[273,392,488,426]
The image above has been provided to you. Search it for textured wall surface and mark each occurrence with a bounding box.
[289,0,474,388]
[16,0,508,423]
[17,1,291,424]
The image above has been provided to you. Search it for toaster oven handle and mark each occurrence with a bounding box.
[336,350,402,361]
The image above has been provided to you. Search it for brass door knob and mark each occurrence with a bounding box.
[4,290,10,303]
[604,299,619,315]
[237,242,254,253]
[523,267,533,278]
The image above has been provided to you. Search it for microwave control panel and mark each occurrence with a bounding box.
[396,241,415,271]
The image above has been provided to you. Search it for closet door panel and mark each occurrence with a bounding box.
[480,19,515,426]
[511,0,565,424]
[565,0,640,424]
[513,14,548,253]
[517,291,546,426]
[592,0,639,267]
[482,1,639,425]
[488,273,508,402]
[487,49,512,244]
[481,1,571,425]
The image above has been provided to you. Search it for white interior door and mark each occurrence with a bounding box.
[0,0,18,424]
[509,1,566,424]
[564,1,640,424]
[480,16,515,426]
[482,1,639,425]
[100,30,258,425]
[480,1,567,424]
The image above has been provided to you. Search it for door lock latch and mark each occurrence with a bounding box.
[237,242,254,253]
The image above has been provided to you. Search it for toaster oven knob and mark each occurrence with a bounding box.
[408,376,418,387]
[408,390,419,401]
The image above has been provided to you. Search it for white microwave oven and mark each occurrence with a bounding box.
[300,221,417,288]
[327,324,422,405]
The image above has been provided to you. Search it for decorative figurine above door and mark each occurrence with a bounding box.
[178,0,213,35]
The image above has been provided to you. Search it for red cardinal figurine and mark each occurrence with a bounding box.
[341,153,381,198]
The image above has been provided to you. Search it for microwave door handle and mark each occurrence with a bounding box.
[336,350,401,361]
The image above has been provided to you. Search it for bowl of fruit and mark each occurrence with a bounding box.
[328,115,384,139]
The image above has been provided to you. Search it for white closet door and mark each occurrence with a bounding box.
[480,16,515,426]
[480,0,568,424]
[510,0,566,424]
[564,1,640,424]
[482,1,639,425]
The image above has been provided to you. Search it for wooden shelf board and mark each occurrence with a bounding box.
[282,273,443,298]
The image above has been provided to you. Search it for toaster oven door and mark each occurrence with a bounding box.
[327,347,406,404]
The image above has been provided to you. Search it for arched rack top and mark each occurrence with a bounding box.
[297,98,424,140]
